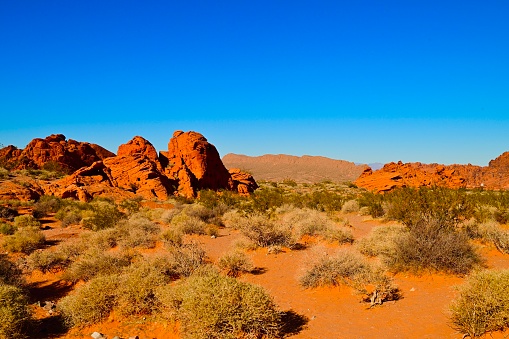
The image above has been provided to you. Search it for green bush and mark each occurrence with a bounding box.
[26,250,71,273]
[217,250,253,277]
[2,226,45,254]
[161,228,184,247]
[358,192,385,218]
[449,269,509,338]
[13,215,40,228]
[0,222,15,235]
[0,282,31,339]
[159,269,282,339]
[32,195,65,218]
[494,209,509,225]
[81,200,124,231]
[58,274,118,327]
[0,167,9,180]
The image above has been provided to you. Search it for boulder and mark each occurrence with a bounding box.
[229,168,259,195]
[162,131,234,197]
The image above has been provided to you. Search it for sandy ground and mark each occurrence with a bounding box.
[20,213,509,339]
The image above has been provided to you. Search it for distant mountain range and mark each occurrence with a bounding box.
[222,153,370,183]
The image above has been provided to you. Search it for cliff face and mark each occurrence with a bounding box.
[355,153,509,192]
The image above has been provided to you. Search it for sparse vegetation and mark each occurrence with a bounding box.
[159,268,282,339]
[450,269,509,338]
[300,248,399,306]
[217,250,253,277]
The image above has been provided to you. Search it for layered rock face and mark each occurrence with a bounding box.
[35,132,257,201]
[355,153,509,192]
[0,134,115,172]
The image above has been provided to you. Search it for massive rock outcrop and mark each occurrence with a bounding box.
[0,134,115,173]
[355,153,509,192]
[160,131,235,197]
[40,132,256,201]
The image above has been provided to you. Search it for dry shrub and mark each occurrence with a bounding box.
[0,254,23,287]
[464,220,509,253]
[341,199,360,214]
[221,210,243,229]
[26,250,71,273]
[62,249,134,283]
[159,268,282,339]
[115,214,160,249]
[450,269,509,338]
[239,214,296,248]
[32,195,64,218]
[217,250,253,277]
[0,206,18,221]
[357,224,406,257]
[115,259,172,316]
[2,226,45,254]
[300,249,399,306]
[161,228,184,247]
[171,214,207,235]
[168,242,207,278]
[58,274,118,327]
[386,217,482,275]
[0,282,31,339]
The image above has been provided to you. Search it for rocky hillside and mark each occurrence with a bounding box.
[355,152,509,192]
[0,131,257,201]
[222,153,368,183]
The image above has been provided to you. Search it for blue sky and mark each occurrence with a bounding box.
[1,1,508,166]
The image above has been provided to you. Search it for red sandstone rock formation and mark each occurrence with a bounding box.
[0,134,115,172]
[2,132,259,201]
[229,168,259,195]
[355,154,509,192]
[161,131,234,197]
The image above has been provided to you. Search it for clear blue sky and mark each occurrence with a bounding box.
[1,1,508,166]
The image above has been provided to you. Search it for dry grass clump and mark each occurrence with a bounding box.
[0,282,31,339]
[2,226,45,254]
[239,214,297,249]
[464,220,509,253]
[217,250,253,277]
[449,269,509,338]
[278,207,354,244]
[171,213,207,235]
[221,209,244,229]
[300,248,399,306]
[341,199,360,214]
[115,214,161,249]
[158,268,282,339]
[62,248,135,283]
[357,224,406,257]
